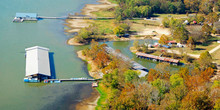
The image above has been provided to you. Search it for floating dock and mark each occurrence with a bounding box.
[136,52,179,65]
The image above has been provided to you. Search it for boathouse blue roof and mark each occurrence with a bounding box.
[16,13,37,18]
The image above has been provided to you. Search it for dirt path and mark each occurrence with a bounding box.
[209,44,220,54]
[137,26,171,36]
[166,49,200,58]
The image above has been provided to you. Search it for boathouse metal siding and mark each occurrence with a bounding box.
[25,46,51,77]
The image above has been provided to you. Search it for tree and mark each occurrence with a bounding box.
[200,67,215,82]
[113,25,125,37]
[173,25,189,43]
[199,0,214,15]
[147,69,159,82]
[173,1,185,14]
[159,34,169,45]
[206,12,219,25]
[170,74,184,88]
[184,0,200,12]
[113,23,130,37]
[196,15,205,23]
[94,50,110,68]
[155,62,171,80]
[214,99,220,110]
[181,91,214,110]
[162,17,170,28]
[187,36,196,50]
[124,70,139,83]
[151,78,170,100]
[201,24,212,43]
[133,40,139,49]
[199,51,213,70]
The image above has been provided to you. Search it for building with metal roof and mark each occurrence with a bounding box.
[25,46,51,78]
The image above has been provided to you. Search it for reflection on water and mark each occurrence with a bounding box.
[49,52,56,79]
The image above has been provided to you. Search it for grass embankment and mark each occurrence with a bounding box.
[95,84,108,110]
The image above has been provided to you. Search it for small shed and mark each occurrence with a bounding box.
[25,46,51,80]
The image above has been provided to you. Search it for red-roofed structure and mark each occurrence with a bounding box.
[136,52,179,65]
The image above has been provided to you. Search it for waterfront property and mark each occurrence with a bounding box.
[13,13,38,22]
[24,46,51,82]
[136,52,179,65]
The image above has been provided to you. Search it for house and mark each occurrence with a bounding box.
[24,46,51,82]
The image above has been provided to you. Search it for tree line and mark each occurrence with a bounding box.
[114,0,220,20]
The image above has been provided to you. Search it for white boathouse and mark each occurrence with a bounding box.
[24,46,51,82]
[13,13,38,22]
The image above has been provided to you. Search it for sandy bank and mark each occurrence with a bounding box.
[77,51,103,79]
[81,0,117,17]
[75,88,100,110]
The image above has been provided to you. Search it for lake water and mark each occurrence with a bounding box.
[0,0,179,110]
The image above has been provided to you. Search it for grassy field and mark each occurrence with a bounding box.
[212,48,220,64]
[187,42,219,55]
[91,20,115,34]
[92,8,115,17]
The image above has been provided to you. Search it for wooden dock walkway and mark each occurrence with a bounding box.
[37,16,115,20]
[37,16,68,19]
[44,78,97,82]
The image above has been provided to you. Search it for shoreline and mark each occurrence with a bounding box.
[68,0,114,109]
[77,50,103,79]
[65,0,117,46]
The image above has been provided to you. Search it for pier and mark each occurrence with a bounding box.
[38,15,115,20]
[44,78,97,83]
[104,47,148,77]
[37,16,68,19]
[136,52,179,65]
[14,13,115,22]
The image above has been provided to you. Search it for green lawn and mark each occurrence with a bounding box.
[93,20,114,34]
[130,20,160,32]
[87,63,92,71]
[92,8,115,17]
[108,0,117,4]
[95,84,108,110]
